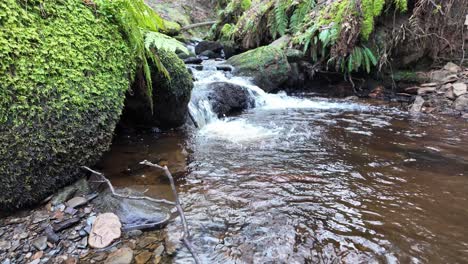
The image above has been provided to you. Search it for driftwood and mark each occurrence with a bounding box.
[140,160,201,264]
[182,21,216,31]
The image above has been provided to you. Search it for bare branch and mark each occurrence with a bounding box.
[140,160,201,264]
[81,166,175,206]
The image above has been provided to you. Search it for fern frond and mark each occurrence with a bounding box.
[145,31,189,54]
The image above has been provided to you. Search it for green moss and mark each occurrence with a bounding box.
[220,23,235,40]
[152,49,193,127]
[0,0,132,209]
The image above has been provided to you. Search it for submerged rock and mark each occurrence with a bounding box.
[227,46,291,92]
[93,190,171,232]
[104,247,133,264]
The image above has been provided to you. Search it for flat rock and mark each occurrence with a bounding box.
[417,87,436,95]
[442,74,459,84]
[32,236,48,251]
[153,245,164,257]
[89,213,122,249]
[105,247,134,264]
[66,197,87,208]
[52,217,81,232]
[420,82,438,87]
[404,86,419,94]
[453,83,467,97]
[135,250,152,264]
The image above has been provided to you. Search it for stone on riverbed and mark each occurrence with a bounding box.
[89,213,122,249]
[104,247,133,264]
[93,190,171,232]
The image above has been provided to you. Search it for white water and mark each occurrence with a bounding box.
[188,60,374,143]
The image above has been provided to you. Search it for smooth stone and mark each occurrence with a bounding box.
[453,82,467,97]
[32,236,48,251]
[66,197,87,208]
[0,240,11,251]
[88,213,122,249]
[126,230,143,238]
[105,247,133,264]
[135,250,152,264]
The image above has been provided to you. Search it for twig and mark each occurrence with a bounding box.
[140,160,201,264]
[82,166,175,206]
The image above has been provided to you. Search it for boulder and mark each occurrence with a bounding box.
[443,62,461,73]
[227,46,291,92]
[183,57,203,64]
[205,82,255,117]
[453,83,467,97]
[0,0,132,209]
[152,49,194,128]
[122,50,194,128]
[195,41,223,56]
[410,96,425,113]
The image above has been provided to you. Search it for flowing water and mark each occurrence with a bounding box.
[99,60,468,263]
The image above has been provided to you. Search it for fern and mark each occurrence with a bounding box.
[290,0,315,32]
[145,31,189,54]
[273,0,290,37]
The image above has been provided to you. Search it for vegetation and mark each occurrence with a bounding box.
[211,0,409,73]
[0,0,191,209]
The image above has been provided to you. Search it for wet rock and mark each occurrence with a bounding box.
[45,226,60,243]
[183,57,203,64]
[93,191,170,232]
[52,217,81,232]
[216,65,233,72]
[228,46,291,92]
[192,82,255,120]
[78,237,88,249]
[66,197,87,208]
[127,230,143,238]
[135,250,152,264]
[32,236,48,251]
[1,259,11,264]
[195,41,223,56]
[105,247,133,264]
[64,207,78,215]
[89,213,122,249]
[454,95,468,111]
[453,83,467,97]
[410,96,425,113]
[199,50,220,59]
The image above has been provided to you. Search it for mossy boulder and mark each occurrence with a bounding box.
[152,50,194,128]
[0,0,133,209]
[120,49,194,128]
[227,46,291,92]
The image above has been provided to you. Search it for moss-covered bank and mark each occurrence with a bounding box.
[0,0,133,209]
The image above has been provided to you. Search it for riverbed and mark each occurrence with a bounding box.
[98,63,468,263]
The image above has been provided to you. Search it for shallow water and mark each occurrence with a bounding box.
[98,63,468,263]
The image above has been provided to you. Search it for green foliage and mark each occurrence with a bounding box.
[0,0,132,208]
[328,46,378,73]
[145,31,189,54]
[271,0,291,38]
[290,0,315,31]
[220,23,236,40]
[361,0,386,39]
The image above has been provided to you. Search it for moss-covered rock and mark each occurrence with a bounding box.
[152,49,194,128]
[227,46,291,92]
[0,0,133,209]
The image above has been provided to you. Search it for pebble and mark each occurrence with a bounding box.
[28,259,40,264]
[32,236,48,251]
[0,240,11,251]
[44,226,60,243]
[32,251,44,260]
[78,237,88,249]
[127,230,143,238]
[153,245,164,257]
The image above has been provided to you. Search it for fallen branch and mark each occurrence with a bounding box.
[181,21,216,31]
[82,166,175,206]
[140,160,201,264]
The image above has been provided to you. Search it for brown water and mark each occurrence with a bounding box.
[99,97,468,263]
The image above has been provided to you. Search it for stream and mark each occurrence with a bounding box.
[98,60,468,263]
